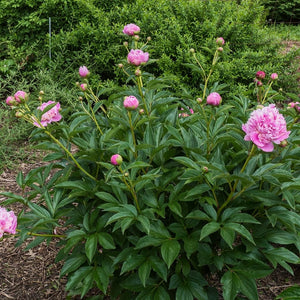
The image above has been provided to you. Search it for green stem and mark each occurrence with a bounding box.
[217,144,256,216]
[45,130,97,181]
[128,111,137,158]
[81,101,103,135]
[261,81,273,105]
[137,76,149,115]
[16,229,66,238]
[119,167,141,213]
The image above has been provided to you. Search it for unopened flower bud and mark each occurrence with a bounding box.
[139,109,144,115]
[39,90,44,95]
[217,47,223,52]
[279,140,288,147]
[124,172,129,177]
[196,97,203,104]
[270,73,278,80]
[6,96,15,106]
[123,41,128,47]
[189,48,195,54]
[147,36,151,41]
[133,35,140,41]
[76,81,80,87]
[202,166,209,173]
[111,154,123,166]
[279,88,283,92]
[78,96,83,101]
[15,111,23,118]
[135,69,142,76]
[216,37,225,46]
[80,83,87,91]
[256,81,263,87]
[38,96,43,101]
[256,105,264,109]
[118,63,124,69]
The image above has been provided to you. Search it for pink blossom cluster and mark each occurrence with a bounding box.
[123,23,140,36]
[0,207,17,238]
[242,104,290,152]
[254,71,278,86]
[127,49,149,66]
[34,101,62,127]
[6,90,28,106]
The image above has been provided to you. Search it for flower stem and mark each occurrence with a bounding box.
[217,144,256,216]
[81,101,103,135]
[128,111,137,158]
[261,81,273,105]
[45,130,97,181]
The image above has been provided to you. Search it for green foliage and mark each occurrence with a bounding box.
[2,27,300,299]
[0,0,298,97]
[263,0,300,23]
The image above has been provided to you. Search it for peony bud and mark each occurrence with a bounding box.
[256,71,265,80]
[122,23,140,36]
[15,111,23,118]
[147,36,151,41]
[189,48,195,54]
[124,172,129,177]
[196,97,203,104]
[206,92,222,106]
[123,96,139,110]
[79,66,90,78]
[216,37,225,46]
[118,63,124,69]
[139,109,145,115]
[135,69,142,76]
[270,73,278,80]
[80,83,87,91]
[14,90,28,103]
[111,154,123,166]
[217,47,223,52]
[123,41,129,47]
[6,96,15,106]
[133,35,140,41]
[39,90,44,95]
[202,166,209,173]
[256,80,263,87]
[78,96,83,101]
[279,140,288,147]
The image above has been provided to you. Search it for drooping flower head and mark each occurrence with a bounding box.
[14,90,28,103]
[270,73,278,80]
[0,207,17,238]
[242,104,290,152]
[123,23,140,36]
[79,66,90,78]
[127,49,149,66]
[216,37,225,46]
[111,154,123,166]
[34,101,62,127]
[123,96,139,110]
[256,71,265,80]
[207,92,222,106]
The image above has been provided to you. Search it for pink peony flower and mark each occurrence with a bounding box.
[216,37,225,46]
[123,23,140,36]
[0,207,17,238]
[79,66,90,78]
[127,49,149,66]
[242,104,290,152]
[123,96,139,110]
[6,96,15,106]
[270,73,278,80]
[111,154,123,166]
[256,71,265,80]
[14,90,27,103]
[34,101,62,127]
[207,92,222,106]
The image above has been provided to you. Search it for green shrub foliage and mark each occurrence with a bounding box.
[0,0,298,96]
[2,27,300,299]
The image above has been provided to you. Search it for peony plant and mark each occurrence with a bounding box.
[1,24,300,300]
